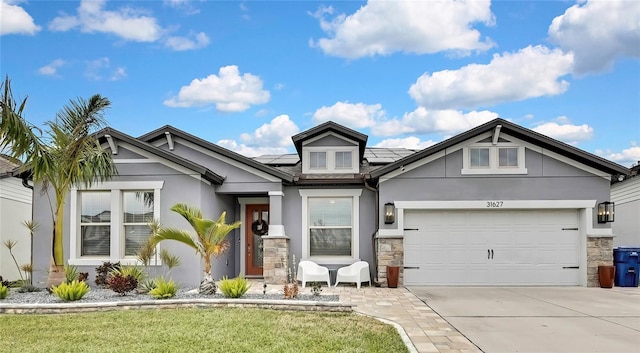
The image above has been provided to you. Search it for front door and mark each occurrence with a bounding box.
[246,204,269,276]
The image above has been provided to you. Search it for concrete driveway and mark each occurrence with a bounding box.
[408,287,640,353]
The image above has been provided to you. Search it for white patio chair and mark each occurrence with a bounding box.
[297,260,331,288]
[335,261,371,289]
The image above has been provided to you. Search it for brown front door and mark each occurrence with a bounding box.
[246,204,268,276]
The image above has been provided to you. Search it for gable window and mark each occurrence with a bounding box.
[498,147,518,167]
[462,143,527,175]
[335,151,353,169]
[309,151,327,170]
[470,148,490,168]
[300,189,361,264]
[69,181,163,266]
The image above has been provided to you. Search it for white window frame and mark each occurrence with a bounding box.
[309,151,327,170]
[302,146,359,174]
[299,189,361,264]
[69,181,163,266]
[462,143,527,175]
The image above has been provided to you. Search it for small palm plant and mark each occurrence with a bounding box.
[150,203,240,295]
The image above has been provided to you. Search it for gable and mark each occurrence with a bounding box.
[373,118,629,180]
[304,133,358,147]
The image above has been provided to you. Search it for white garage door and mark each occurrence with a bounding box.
[403,209,580,286]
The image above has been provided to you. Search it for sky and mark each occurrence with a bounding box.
[1,0,639,167]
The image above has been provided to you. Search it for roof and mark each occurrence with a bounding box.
[291,121,368,161]
[94,128,225,185]
[0,154,21,178]
[253,147,417,167]
[370,118,630,178]
[139,125,294,182]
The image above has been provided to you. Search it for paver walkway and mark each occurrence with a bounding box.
[249,282,481,353]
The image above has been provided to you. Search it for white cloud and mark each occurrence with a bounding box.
[49,0,208,51]
[371,107,498,136]
[311,0,495,59]
[549,0,640,75]
[0,0,41,35]
[38,59,65,76]
[531,120,594,145]
[596,144,640,168]
[409,45,574,110]
[164,0,201,15]
[312,101,385,129]
[165,32,209,51]
[164,65,270,112]
[85,57,126,81]
[49,0,162,42]
[374,136,435,150]
[240,115,299,147]
[217,115,299,157]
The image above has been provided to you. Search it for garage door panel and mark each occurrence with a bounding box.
[404,209,579,286]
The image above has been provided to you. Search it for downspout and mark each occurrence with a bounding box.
[362,174,381,286]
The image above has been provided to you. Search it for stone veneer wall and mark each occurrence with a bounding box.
[587,236,614,287]
[262,236,289,284]
[377,237,404,287]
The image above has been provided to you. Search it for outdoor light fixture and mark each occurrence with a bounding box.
[597,201,615,223]
[384,202,396,224]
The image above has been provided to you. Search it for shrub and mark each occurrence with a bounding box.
[64,264,79,284]
[149,278,177,299]
[95,261,120,287]
[106,274,138,296]
[17,284,42,293]
[0,275,10,288]
[140,278,157,294]
[51,280,90,302]
[219,276,250,298]
[0,284,9,299]
[112,266,145,283]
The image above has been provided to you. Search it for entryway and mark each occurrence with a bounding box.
[245,204,269,276]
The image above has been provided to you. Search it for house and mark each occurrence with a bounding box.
[611,164,640,247]
[0,154,32,282]
[30,118,629,288]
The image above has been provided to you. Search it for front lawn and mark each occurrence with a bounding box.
[0,308,409,353]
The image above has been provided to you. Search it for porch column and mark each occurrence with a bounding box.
[267,191,285,236]
[262,191,288,283]
[262,236,289,284]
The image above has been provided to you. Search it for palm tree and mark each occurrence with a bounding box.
[150,203,240,294]
[1,76,116,286]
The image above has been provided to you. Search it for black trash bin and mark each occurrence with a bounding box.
[613,247,640,287]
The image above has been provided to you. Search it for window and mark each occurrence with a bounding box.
[309,152,326,169]
[80,192,111,256]
[309,198,352,256]
[123,191,154,256]
[335,151,352,169]
[470,148,490,168]
[303,148,358,174]
[498,147,518,167]
[69,181,163,266]
[462,144,527,175]
[299,189,361,264]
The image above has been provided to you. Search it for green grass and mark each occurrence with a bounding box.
[0,308,409,353]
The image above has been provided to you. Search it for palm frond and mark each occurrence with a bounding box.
[152,228,201,256]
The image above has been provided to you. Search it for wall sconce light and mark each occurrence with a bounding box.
[384,202,396,224]
[597,201,615,223]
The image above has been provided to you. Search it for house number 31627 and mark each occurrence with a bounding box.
[486,201,503,208]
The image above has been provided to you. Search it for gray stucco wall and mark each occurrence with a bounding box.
[155,138,282,194]
[30,156,232,288]
[379,148,611,230]
[612,199,640,247]
[282,186,376,278]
